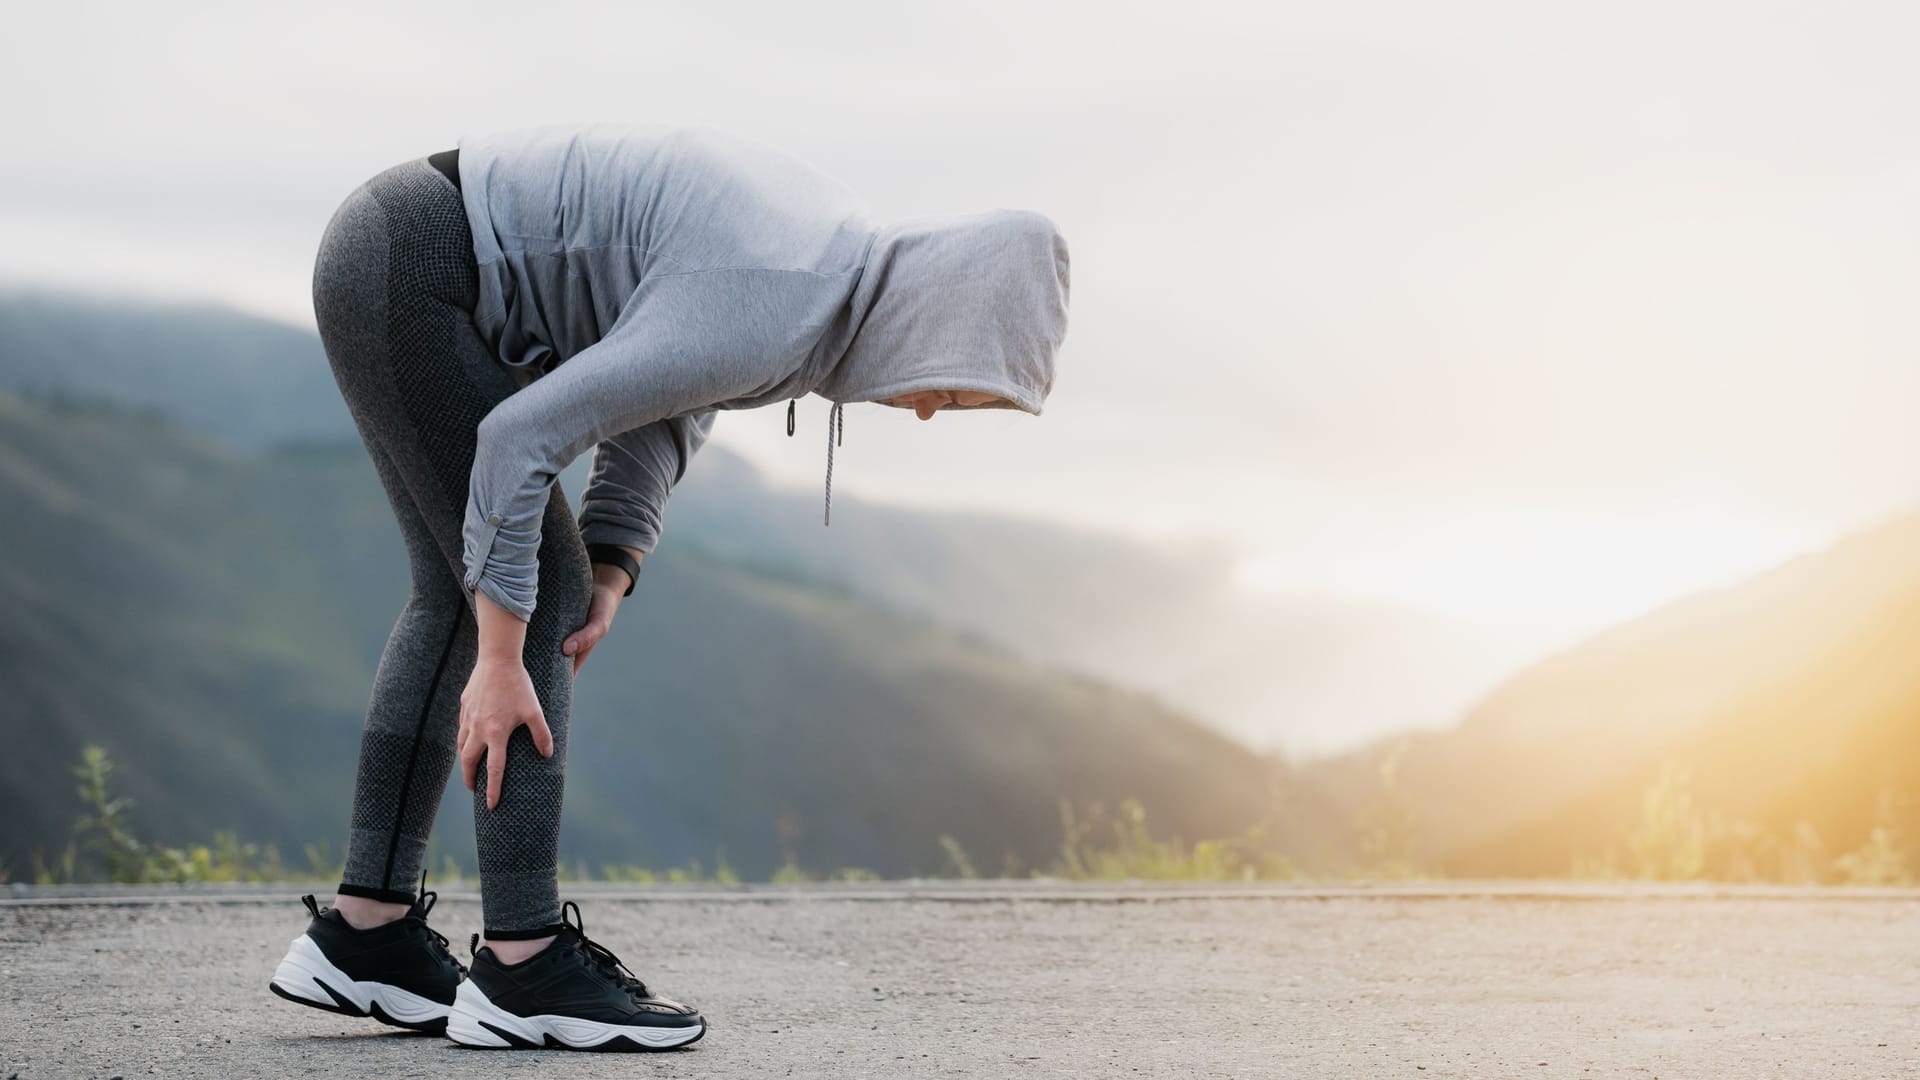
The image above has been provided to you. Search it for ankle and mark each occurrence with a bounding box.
[333,894,411,930]
[485,933,559,965]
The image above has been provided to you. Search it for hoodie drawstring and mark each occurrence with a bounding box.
[789,398,845,526]
[824,400,844,526]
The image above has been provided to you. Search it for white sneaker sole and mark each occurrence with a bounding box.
[447,978,706,1050]
[268,932,452,1030]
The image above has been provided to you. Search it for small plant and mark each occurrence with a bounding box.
[770,858,812,884]
[1572,775,1917,886]
[1046,797,1298,882]
[826,867,881,882]
[1353,739,1420,876]
[36,745,306,885]
[1779,821,1827,885]
[304,839,345,883]
[589,850,743,884]
[1626,760,1707,881]
[600,863,658,884]
[69,744,147,882]
[936,834,977,879]
[1834,791,1911,885]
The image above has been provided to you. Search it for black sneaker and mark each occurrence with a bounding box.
[268,889,467,1032]
[447,899,705,1050]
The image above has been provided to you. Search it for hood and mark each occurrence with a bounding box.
[794,207,1073,524]
[819,207,1072,412]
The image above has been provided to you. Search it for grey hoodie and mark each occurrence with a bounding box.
[453,123,1072,622]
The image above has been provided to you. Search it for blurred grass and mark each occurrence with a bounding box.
[15,745,1327,886]
[34,743,1901,888]
[1569,758,1913,885]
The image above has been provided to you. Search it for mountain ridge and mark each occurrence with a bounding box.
[0,385,1319,877]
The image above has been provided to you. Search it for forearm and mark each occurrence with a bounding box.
[577,411,717,558]
[473,586,530,662]
[463,260,771,621]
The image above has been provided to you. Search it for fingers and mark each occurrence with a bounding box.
[459,711,479,794]
[564,617,609,658]
[567,587,619,658]
[571,634,600,676]
[530,709,555,758]
[486,736,507,810]
[567,620,607,677]
[463,667,557,811]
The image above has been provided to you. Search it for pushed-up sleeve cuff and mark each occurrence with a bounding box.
[577,520,660,555]
[462,500,539,623]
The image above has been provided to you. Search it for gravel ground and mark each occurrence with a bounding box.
[2,881,1918,1079]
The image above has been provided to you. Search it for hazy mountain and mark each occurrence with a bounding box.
[1306,508,1920,876]
[16,288,1915,883]
[665,456,1537,757]
[0,287,1547,757]
[0,287,351,449]
[0,388,1322,877]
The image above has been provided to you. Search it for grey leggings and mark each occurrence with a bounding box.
[311,155,592,938]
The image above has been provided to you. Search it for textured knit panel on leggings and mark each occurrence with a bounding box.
[310,156,593,937]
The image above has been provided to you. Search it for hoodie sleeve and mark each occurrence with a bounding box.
[576,409,717,557]
[461,266,822,623]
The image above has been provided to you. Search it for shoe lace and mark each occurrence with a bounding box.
[561,899,650,998]
[409,870,466,977]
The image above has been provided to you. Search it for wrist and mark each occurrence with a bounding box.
[471,585,529,662]
[585,543,643,596]
[590,561,636,595]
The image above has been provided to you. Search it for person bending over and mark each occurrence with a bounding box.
[268,122,1072,1052]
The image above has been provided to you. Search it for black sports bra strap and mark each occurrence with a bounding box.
[427,148,460,191]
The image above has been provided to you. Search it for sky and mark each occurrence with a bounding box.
[6,0,1920,751]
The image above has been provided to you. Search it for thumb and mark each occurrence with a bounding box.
[563,636,578,655]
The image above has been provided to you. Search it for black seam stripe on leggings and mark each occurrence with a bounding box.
[313,155,592,934]
[377,606,461,894]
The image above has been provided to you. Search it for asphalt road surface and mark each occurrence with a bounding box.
[4,881,1918,1078]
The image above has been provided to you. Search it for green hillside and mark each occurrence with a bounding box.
[0,388,1310,878]
[0,287,1322,757]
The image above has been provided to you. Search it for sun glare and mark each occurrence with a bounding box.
[1235,510,1810,625]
